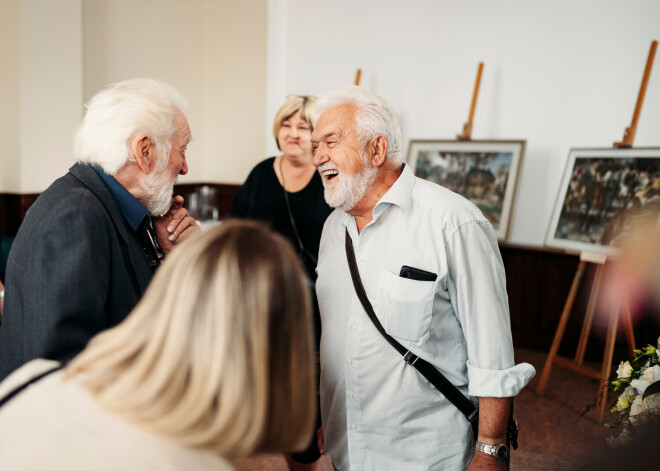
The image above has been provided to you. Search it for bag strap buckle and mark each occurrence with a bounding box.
[403,350,419,366]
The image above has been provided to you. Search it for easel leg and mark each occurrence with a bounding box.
[537,260,586,396]
[596,304,620,423]
[575,264,605,365]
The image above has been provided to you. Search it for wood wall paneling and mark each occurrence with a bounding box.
[0,193,39,237]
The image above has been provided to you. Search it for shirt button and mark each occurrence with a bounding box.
[351,425,356,430]
[351,326,357,333]
[348,393,354,398]
[346,359,352,365]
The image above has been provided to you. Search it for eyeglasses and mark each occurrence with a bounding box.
[286,94,317,104]
[146,225,164,268]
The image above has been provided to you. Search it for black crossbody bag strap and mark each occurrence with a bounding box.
[0,364,64,408]
[344,230,479,439]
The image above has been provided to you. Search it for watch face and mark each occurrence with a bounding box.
[494,445,509,460]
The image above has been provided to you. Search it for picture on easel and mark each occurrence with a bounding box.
[546,147,660,255]
[406,139,525,240]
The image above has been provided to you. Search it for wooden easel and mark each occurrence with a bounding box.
[354,68,362,86]
[535,252,636,423]
[536,40,657,423]
[457,62,484,140]
[614,40,657,148]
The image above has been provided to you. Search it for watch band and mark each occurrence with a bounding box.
[475,441,509,461]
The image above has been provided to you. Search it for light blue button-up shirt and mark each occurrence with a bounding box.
[316,165,535,471]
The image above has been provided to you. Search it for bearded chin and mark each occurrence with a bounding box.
[141,170,176,217]
[324,166,377,211]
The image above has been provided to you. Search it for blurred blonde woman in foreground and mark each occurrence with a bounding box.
[0,220,315,470]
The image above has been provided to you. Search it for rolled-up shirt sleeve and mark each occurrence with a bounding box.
[467,361,536,397]
[446,219,536,398]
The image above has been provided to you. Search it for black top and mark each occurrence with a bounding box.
[229,157,333,278]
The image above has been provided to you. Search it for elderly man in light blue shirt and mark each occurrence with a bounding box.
[311,86,535,471]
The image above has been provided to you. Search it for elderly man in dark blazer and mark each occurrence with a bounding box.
[0,79,200,380]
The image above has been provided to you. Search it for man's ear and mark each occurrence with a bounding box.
[131,134,154,174]
[369,135,389,167]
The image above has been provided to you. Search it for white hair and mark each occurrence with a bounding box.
[316,85,403,165]
[74,78,188,175]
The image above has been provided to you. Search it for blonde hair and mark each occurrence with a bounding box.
[65,220,315,459]
[272,95,318,150]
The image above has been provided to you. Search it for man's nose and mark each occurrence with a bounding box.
[312,148,327,168]
[180,157,188,175]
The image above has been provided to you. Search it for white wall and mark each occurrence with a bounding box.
[201,1,267,184]
[83,0,266,185]
[0,0,83,193]
[266,0,660,246]
[2,0,266,193]
[19,0,83,193]
[4,0,658,247]
[0,0,20,192]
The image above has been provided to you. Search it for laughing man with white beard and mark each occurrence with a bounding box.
[312,86,535,471]
[0,79,200,381]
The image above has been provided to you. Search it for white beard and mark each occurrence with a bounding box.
[321,161,377,212]
[141,164,176,216]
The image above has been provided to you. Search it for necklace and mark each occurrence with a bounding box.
[279,157,319,271]
[280,157,306,254]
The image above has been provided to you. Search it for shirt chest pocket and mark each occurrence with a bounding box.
[377,269,436,344]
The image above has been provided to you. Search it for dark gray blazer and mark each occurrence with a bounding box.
[0,163,153,380]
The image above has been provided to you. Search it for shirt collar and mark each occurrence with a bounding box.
[93,165,150,232]
[341,163,415,230]
[374,163,414,215]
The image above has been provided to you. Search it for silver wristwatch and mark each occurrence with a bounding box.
[475,441,509,461]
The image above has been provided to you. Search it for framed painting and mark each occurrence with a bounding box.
[545,147,660,256]
[406,139,525,240]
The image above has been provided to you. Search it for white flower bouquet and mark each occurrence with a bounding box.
[606,336,660,446]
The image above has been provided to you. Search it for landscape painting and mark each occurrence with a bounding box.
[546,148,660,255]
[407,140,525,240]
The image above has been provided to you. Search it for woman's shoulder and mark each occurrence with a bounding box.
[250,157,277,175]
[0,359,59,399]
[240,157,281,192]
[240,157,278,187]
[0,361,234,471]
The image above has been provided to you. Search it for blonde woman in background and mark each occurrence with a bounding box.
[0,220,315,470]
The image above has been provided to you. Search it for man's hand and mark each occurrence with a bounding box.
[153,195,201,254]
